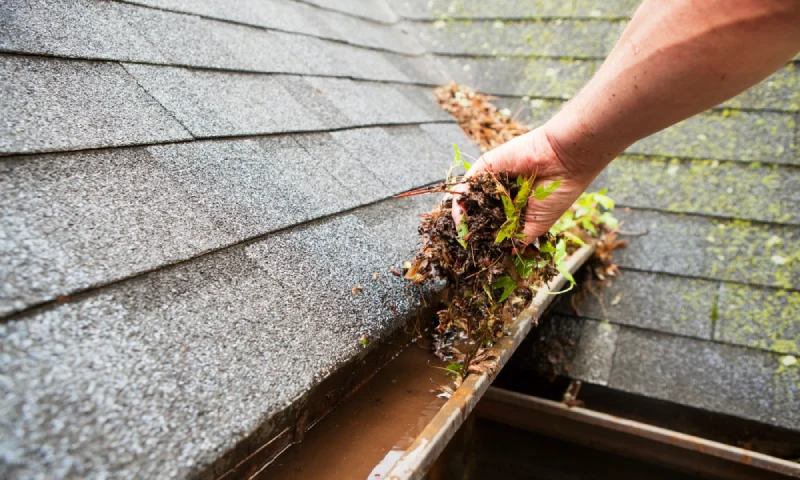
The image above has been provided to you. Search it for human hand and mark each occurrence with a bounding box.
[451,126,600,243]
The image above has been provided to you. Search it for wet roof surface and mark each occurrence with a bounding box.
[1,0,798,477]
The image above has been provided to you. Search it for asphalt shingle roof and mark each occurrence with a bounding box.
[1,0,798,476]
[0,0,483,476]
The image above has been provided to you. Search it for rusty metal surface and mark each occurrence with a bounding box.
[385,244,596,480]
[478,387,800,480]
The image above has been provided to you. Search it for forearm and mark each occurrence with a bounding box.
[546,0,800,176]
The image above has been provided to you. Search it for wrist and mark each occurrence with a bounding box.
[543,96,631,178]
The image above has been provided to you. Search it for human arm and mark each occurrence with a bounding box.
[453,0,800,240]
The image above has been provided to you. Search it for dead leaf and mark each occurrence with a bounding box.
[610,292,623,306]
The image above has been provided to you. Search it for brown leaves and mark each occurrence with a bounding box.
[434,81,529,152]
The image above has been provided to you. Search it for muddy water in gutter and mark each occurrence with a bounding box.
[259,343,453,480]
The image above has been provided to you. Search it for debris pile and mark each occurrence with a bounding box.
[434,82,529,152]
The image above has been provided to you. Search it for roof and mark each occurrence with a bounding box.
[0,0,479,477]
[0,0,797,477]
[391,0,799,429]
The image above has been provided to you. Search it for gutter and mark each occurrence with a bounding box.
[384,243,596,479]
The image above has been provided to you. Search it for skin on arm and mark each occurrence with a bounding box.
[453,0,800,241]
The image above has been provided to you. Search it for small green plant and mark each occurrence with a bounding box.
[495,175,530,243]
[491,275,518,302]
[445,362,464,376]
[447,144,472,185]
[456,217,469,249]
[552,188,618,239]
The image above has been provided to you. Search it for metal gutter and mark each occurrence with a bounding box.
[384,243,596,480]
[476,386,800,479]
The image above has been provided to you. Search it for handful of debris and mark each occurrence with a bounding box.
[400,82,625,379]
[399,146,619,375]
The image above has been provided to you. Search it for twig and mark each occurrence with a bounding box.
[618,229,648,236]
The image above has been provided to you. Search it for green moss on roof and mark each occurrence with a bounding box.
[430,0,577,19]
[629,110,797,164]
[706,219,798,289]
[425,0,639,19]
[520,57,595,98]
[574,0,640,18]
[722,63,800,111]
[717,285,799,355]
[419,18,624,58]
[601,156,799,224]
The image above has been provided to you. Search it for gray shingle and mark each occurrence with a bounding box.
[1,0,428,83]
[716,284,799,355]
[146,137,359,237]
[383,52,449,85]
[412,20,624,58]
[304,77,444,126]
[613,209,799,289]
[1,146,231,317]
[293,132,388,204]
[1,128,447,316]
[129,6,301,73]
[330,126,452,193]
[120,0,414,53]
[433,56,597,98]
[319,7,420,54]
[629,110,797,165]
[0,55,191,155]
[321,42,411,83]
[500,66,800,118]
[570,319,619,386]
[494,96,565,126]
[418,122,482,160]
[391,1,661,21]
[123,66,444,138]
[0,194,435,478]
[556,271,717,339]
[387,0,575,19]
[393,83,455,121]
[721,64,800,112]
[297,0,400,24]
[573,0,640,18]
[592,156,800,225]
[512,315,617,386]
[609,328,799,429]
[0,0,164,63]
[122,65,322,137]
